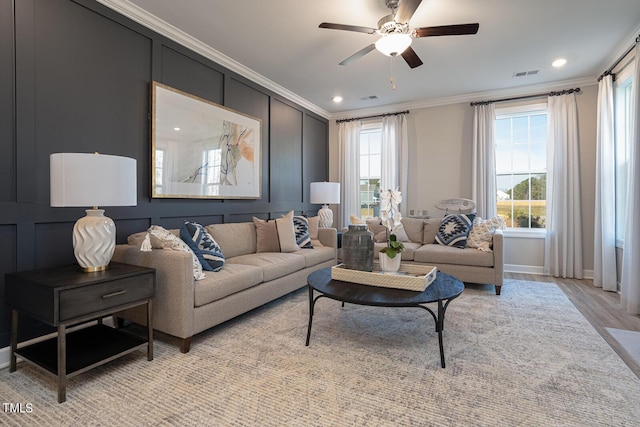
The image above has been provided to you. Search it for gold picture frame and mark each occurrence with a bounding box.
[151,81,262,199]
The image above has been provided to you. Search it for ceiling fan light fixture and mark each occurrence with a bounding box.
[375,33,412,57]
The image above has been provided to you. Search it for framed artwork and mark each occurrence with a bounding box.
[151,81,262,199]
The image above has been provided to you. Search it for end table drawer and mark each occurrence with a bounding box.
[59,274,153,322]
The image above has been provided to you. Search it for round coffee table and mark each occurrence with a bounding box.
[306,268,464,368]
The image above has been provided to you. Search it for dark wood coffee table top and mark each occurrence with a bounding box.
[306,267,464,307]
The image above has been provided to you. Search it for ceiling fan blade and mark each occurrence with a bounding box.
[339,44,376,66]
[395,0,423,24]
[319,22,378,34]
[414,23,479,37]
[400,46,423,69]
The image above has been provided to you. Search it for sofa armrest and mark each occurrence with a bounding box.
[317,227,338,262]
[492,229,504,285]
[112,244,195,338]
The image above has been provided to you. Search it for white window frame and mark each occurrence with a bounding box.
[359,122,382,219]
[495,102,548,237]
[614,65,634,248]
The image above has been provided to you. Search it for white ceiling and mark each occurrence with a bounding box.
[101,0,640,117]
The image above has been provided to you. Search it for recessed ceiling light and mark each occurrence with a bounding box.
[173,127,181,131]
[552,58,567,68]
[332,96,343,103]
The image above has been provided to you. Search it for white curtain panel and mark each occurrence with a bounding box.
[544,92,584,278]
[338,120,361,229]
[381,114,409,216]
[472,103,497,219]
[621,43,640,314]
[593,75,618,291]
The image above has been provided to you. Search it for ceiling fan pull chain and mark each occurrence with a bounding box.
[390,57,397,91]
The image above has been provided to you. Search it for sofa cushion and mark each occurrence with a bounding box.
[145,225,205,281]
[193,263,263,307]
[293,245,335,267]
[434,214,476,248]
[308,216,319,240]
[414,244,494,267]
[366,218,387,242]
[276,211,300,253]
[228,252,306,282]
[207,222,257,258]
[400,218,425,244]
[423,218,441,244]
[128,231,164,249]
[349,214,366,224]
[180,221,225,272]
[467,216,505,252]
[252,217,281,252]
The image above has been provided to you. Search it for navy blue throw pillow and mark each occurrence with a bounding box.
[180,221,225,272]
[435,214,476,249]
[293,216,313,249]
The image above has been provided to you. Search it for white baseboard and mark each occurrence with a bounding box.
[0,345,12,370]
[0,332,60,370]
[0,320,106,370]
[504,264,545,275]
[505,264,594,280]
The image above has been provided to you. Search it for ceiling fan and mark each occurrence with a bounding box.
[319,0,479,69]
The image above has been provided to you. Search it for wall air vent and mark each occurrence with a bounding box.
[514,70,539,78]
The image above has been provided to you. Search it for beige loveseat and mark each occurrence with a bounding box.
[112,222,337,353]
[365,217,504,295]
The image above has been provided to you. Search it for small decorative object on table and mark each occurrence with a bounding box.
[378,187,405,272]
[331,262,437,291]
[342,224,374,271]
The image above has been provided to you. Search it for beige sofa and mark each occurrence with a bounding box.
[112,222,337,353]
[367,217,504,295]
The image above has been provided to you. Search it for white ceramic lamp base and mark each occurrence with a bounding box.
[318,205,334,228]
[73,209,116,272]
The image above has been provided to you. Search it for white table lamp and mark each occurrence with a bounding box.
[310,182,340,228]
[50,153,137,272]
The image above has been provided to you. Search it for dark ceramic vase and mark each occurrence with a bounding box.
[342,224,374,272]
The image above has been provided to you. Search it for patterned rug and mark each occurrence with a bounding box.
[1,280,640,426]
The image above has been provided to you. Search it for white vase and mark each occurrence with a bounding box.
[380,252,401,272]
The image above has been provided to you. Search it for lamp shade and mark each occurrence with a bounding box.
[310,182,340,205]
[375,33,412,57]
[50,153,137,207]
[50,153,136,272]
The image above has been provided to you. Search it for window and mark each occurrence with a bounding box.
[203,148,222,195]
[359,124,382,218]
[614,69,634,246]
[495,104,547,229]
[154,148,164,194]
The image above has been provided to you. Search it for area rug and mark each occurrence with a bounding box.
[1,280,639,426]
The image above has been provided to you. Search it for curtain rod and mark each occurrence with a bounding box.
[336,110,409,124]
[598,34,640,82]
[470,87,581,107]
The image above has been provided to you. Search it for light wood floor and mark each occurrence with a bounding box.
[506,272,640,379]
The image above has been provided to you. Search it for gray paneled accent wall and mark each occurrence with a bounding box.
[0,0,329,347]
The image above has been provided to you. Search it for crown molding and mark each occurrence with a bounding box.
[328,76,598,121]
[95,0,331,119]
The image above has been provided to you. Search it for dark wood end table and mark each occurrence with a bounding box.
[5,262,155,403]
[306,268,464,368]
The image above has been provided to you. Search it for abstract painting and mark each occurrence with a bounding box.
[151,82,261,199]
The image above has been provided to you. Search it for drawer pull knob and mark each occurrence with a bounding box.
[102,290,126,299]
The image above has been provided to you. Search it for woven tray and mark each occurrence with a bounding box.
[331,263,437,292]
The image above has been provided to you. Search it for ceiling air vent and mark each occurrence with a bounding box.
[513,70,539,78]
[360,95,378,101]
